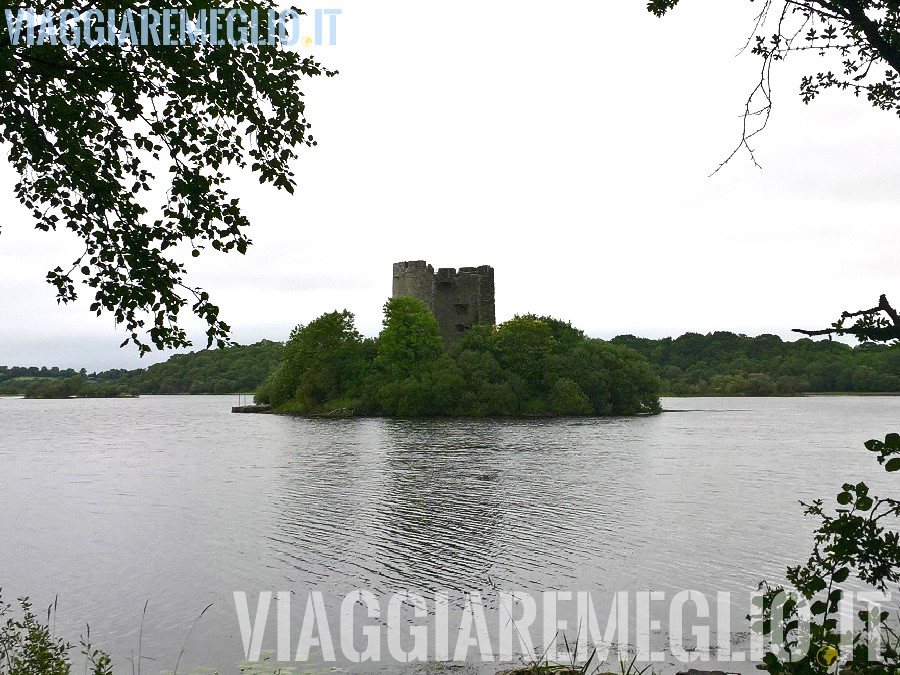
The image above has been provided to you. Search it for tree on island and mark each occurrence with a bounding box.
[649,0,900,169]
[374,297,445,381]
[1,4,336,354]
[256,299,663,417]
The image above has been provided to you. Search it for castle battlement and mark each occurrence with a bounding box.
[392,260,495,347]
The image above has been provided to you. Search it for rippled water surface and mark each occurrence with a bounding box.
[1,396,898,673]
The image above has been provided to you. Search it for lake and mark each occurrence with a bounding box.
[0,395,897,674]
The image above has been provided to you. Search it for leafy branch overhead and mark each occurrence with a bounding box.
[648,0,900,169]
[0,5,336,354]
[794,294,900,343]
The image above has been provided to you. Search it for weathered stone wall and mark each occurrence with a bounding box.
[392,261,435,310]
[474,265,495,327]
[392,260,496,347]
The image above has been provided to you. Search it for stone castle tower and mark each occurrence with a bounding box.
[392,261,495,347]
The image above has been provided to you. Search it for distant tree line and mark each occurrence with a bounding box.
[612,332,900,396]
[254,298,663,416]
[0,340,283,398]
[119,340,283,394]
[6,329,896,402]
[0,368,131,399]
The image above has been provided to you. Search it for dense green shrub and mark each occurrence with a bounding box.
[549,378,593,415]
[0,594,112,675]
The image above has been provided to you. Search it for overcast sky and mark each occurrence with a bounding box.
[2,0,898,371]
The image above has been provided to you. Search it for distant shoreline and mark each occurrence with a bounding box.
[6,391,900,401]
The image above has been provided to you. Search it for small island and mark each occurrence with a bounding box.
[253,299,661,417]
[252,260,661,417]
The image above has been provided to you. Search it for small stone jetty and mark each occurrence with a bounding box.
[231,404,271,413]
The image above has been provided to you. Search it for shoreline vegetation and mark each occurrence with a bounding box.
[3,306,900,405]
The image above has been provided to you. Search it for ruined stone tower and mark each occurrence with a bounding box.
[392,261,495,347]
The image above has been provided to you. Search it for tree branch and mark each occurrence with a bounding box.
[834,0,900,75]
[793,294,900,342]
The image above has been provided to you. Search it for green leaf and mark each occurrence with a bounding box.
[886,458,900,472]
[808,576,828,593]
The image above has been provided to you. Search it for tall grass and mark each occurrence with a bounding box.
[496,629,646,675]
